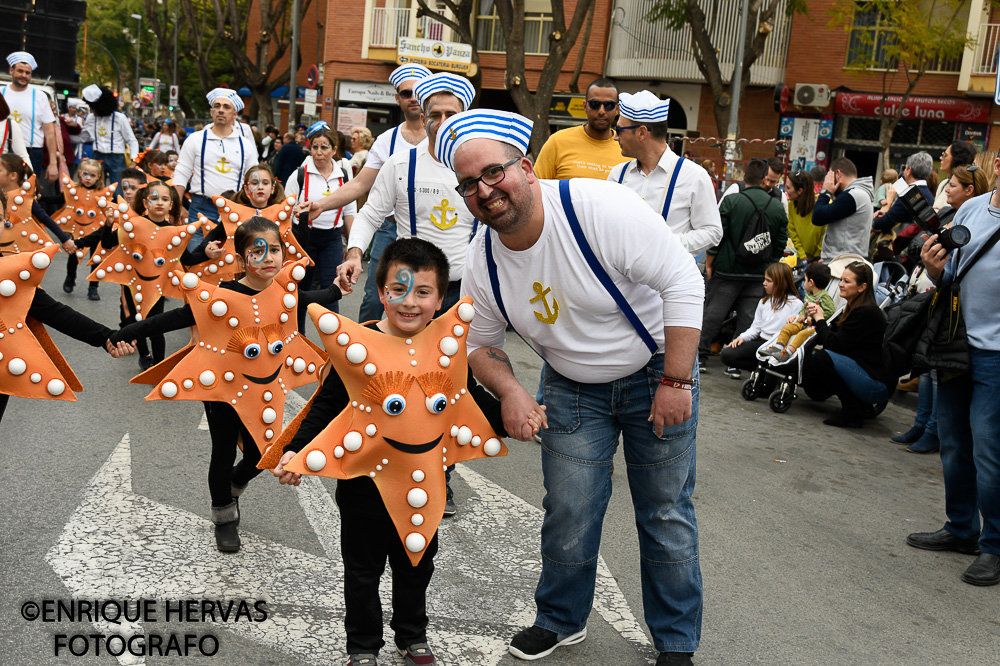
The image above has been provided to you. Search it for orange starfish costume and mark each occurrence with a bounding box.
[186,196,311,284]
[86,201,202,320]
[52,174,116,240]
[1,177,53,254]
[276,298,507,565]
[0,244,83,401]
[131,260,326,453]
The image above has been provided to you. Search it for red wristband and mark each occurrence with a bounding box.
[659,376,694,391]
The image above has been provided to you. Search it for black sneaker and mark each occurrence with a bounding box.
[442,497,457,517]
[508,626,586,660]
[139,354,155,371]
[87,284,100,301]
[63,276,74,293]
[656,652,694,666]
[724,367,742,379]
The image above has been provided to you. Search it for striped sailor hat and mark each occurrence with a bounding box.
[6,51,37,71]
[414,73,475,111]
[389,64,432,89]
[435,110,533,172]
[207,88,244,113]
[618,91,670,123]
[306,120,331,137]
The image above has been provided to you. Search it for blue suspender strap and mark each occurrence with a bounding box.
[30,88,36,146]
[110,114,115,152]
[558,179,658,355]
[390,126,399,153]
[617,161,631,184]
[660,156,685,219]
[470,218,479,241]
[200,130,208,194]
[407,148,417,236]
[236,137,245,189]
[484,231,544,360]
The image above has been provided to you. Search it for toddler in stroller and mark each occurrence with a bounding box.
[760,262,835,363]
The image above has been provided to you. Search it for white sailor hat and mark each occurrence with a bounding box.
[6,51,37,71]
[617,91,670,123]
[388,64,432,89]
[81,84,102,103]
[435,110,533,172]
[207,88,244,113]
[414,73,475,111]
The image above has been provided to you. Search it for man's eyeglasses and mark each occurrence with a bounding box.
[586,100,617,111]
[397,89,415,99]
[455,158,522,197]
[615,124,642,134]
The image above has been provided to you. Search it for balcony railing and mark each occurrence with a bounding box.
[370,5,450,49]
[972,23,1000,75]
[605,0,791,86]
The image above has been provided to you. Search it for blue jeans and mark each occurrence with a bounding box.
[93,151,125,186]
[914,371,938,435]
[187,194,218,251]
[826,351,890,403]
[358,218,397,323]
[534,354,702,652]
[937,347,1000,555]
[303,226,342,313]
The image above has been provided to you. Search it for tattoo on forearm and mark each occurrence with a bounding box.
[486,348,513,373]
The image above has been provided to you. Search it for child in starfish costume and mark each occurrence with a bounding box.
[111,217,342,553]
[269,238,541,666]
[0,191,135,425]
[0,157,75,255]
[54,159,116,300]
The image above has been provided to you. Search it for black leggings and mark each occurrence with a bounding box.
[203,402,264,507]
[120,289,166,361]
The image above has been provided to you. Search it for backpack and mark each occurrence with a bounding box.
[733,192,774,265]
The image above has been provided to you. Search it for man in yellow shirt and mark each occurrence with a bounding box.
[533,78,624,180]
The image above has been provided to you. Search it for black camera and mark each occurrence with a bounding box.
[898,185,970,252]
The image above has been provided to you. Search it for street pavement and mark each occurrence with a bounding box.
[1,259,997,665]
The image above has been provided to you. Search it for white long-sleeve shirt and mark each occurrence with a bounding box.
[463,179,705,383]
[608,147,722,256]
[173,124,259,196]
[81,112,139,157]
[736,295,803,342]
[348,140,476,281]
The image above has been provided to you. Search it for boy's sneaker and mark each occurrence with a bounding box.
[396,642,435,665]
[346,654,378,666]
[724,367,741,379]
[760,345,783,358]
[508,626,586,660]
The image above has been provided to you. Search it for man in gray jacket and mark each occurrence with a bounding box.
[812,157,874,262]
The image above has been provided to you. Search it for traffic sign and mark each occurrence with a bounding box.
[131,99,141,109]
[306,65,319,89]
[169,85,179,106]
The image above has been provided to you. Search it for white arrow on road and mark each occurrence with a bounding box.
[46,397,654,664]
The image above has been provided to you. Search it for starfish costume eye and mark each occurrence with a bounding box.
[186,196,312,284]
[86,200,202,321]
[0,177,54,254]
[0,244,84,401]
[52,174,115,242]
[131,260,326,453]
[267,297,507,565]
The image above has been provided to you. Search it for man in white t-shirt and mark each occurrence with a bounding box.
[437,110,705,665]
[2,51,58,183]
[608,90,721,256]
[301,64,431,322]
[173,88,259,248]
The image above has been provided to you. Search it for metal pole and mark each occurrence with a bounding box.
[724,0,750,184]
[131,14,142,101]
[289,0,301,133]
[82,39,123,96]
[173,0,179,87]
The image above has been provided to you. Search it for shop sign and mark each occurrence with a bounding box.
[835,92,990,124]
[549,94,587,119]
[339,81,398,105]
[397,37,473,74]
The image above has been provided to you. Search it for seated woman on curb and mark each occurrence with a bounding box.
[801,262,892,428]
[720,262,801,379]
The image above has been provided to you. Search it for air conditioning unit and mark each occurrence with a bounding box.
[794,84,831,107]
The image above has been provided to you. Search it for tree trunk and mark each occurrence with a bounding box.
[568,1,595,94]
[416,0,482,103]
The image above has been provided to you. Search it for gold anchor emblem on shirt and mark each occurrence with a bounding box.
[530,281,559,325]
[11,110,22,123]
[449,127,458,141]
[430,199,458,230]
[97,126,108,137]
[215,156,232,173]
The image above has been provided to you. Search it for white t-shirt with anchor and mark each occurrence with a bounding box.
[462,179,704,384]
[348,139,476,281]
[81,111,139,157]
[1,85,55,149]
[173,123,259,196]
[284,159,356,231]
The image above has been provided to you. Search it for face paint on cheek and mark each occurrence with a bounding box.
[386,267,415,304]
[245,237,269,274]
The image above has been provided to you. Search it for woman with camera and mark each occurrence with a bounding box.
[906,157,1000,588]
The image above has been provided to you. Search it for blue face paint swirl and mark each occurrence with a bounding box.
[386,267,415,304]
[249,237,268,266]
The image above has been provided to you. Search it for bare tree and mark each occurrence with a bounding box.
[415,0,483,101]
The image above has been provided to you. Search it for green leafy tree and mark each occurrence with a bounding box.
[830,0,993,164]
[646,0,807,141]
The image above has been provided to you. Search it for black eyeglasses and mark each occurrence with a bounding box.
[397,89,415,99]
[586,100,617,111]
[615,124,641,134]
[455,157,522,197]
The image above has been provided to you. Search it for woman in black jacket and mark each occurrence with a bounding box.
[802,261,892,428]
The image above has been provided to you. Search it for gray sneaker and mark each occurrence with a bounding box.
[443,497,457,517]
[760,345,784,358]
[397,642,435,665]
[347,654,378,666]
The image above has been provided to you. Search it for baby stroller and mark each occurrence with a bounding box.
[740,254,902,414]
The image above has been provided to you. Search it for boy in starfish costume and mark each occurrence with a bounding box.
[268,238,540,666]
